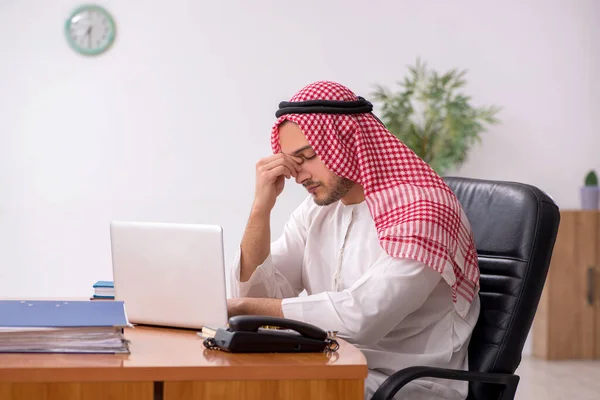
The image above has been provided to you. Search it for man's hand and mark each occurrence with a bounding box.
[238,154,302,283]
[253,154,303,213]
[227,297,284,318]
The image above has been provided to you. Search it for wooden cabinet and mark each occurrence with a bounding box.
[532,210,600,360]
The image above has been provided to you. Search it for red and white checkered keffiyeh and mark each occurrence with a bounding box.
[271,80,480,317]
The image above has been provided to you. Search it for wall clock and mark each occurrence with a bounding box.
[65,4,116,56]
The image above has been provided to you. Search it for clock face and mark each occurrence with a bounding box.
[65,5,116,55]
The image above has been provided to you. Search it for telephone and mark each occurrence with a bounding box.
[201,315,339,353]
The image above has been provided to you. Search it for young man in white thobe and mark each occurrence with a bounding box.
[227,81,481,400]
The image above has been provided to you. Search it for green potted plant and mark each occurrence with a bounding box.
[581,170,599,210]
[371,58,501,175]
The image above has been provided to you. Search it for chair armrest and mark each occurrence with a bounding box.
[370,366,519,400]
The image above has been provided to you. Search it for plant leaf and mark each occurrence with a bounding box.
[371,59,501,175]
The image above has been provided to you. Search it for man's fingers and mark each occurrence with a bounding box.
[257,154,302,172]
[262,165,294,181]
[262,157,300,177]
[282,155,302,172]
[290,156,303,171]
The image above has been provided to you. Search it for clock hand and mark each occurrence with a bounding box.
[86,26,92,48]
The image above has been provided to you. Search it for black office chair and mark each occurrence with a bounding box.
[371,177,560,400]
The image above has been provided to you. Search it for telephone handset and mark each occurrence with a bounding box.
[202,315,339,353]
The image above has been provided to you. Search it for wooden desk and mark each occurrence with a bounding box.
[0,326,368,400]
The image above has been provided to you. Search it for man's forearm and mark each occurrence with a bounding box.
[228,297,283,318]
[239,205,271,282]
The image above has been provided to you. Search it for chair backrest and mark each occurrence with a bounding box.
[443,177,560,400]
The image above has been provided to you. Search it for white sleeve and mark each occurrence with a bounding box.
[280,257,442,345]
[228,201,307,299]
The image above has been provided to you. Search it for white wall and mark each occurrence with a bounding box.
[1,0,598,352]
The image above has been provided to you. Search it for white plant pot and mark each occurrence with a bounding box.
[580,186,599,210]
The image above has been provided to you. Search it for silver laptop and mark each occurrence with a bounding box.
[109,221,228,330]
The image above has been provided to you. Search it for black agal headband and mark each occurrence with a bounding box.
[275,96,386,127]
[275,96,374,117]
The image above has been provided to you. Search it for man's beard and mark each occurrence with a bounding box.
[312,176,354,206]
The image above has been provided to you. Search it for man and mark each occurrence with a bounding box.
[227,81,481,400]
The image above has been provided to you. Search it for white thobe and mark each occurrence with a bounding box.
[228,196,480,400]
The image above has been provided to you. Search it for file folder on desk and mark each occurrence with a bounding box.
[0,300,131,354]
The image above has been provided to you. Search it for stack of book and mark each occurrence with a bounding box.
[0,300,131,353]
[92,280,114,300]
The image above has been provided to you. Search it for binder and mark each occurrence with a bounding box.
[0,300,131,354]
[0,300,129,328]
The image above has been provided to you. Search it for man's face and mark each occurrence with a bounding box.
[278,121,354,206]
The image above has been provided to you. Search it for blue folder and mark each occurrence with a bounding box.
[0,300,129,328]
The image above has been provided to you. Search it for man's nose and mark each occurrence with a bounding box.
[295,168,310,185]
